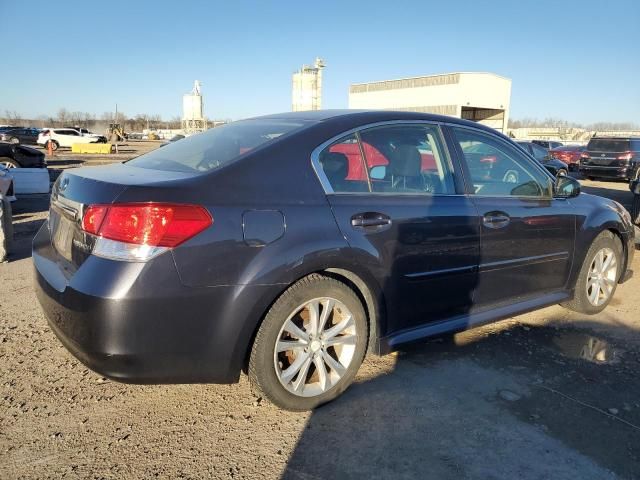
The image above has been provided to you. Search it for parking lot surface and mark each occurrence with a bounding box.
[1,171,639,479]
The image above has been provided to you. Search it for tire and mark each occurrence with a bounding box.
[631,194,640,225]
[249,274,368,411]
[0,157,20,168]
[557,169,567,177]
[587,176,595,181]
[561,231,623,314]
[46,140,59,151]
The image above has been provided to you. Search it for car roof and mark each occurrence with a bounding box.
[250,109,504,135]
[590,136,640,140]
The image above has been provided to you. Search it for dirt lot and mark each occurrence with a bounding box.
[1,164,639,479]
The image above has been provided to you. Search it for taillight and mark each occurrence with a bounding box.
[81,203,212,261]
[617,151,633,161]
[580,152,590,160]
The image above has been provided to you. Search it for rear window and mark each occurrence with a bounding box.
[127,119,306,173]
[587,139,630,152]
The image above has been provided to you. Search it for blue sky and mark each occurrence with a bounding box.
[1,0,638,124]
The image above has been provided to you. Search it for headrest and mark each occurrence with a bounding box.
[320,152,349,179]
[388,145,421,177]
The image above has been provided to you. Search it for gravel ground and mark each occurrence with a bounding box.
[1,175,639,479]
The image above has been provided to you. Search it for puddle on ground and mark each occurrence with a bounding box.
[553,332,621,364]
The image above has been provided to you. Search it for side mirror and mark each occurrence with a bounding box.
[554,175,581,198]
[370,165,386,180]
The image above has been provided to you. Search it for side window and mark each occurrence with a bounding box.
[358,124,455,194]
[318,134,369,193]
[452,127,552,198]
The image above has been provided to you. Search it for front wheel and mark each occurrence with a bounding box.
[561,231,622,314]
[557,169,568,177]
[249,274,368,411]
[0,157,19,168]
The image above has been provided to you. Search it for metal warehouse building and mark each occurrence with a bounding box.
[349,72,512,132]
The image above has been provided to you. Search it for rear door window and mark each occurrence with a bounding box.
[127,119,306,173]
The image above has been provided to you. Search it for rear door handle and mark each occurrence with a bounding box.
[482,211,510,229]
[351,212,392,229]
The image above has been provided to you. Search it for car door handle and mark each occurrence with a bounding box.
[351,212,392,229]
[482,211,511,229]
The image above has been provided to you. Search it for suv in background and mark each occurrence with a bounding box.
[532,140,563,149]
[37,128,100,151]
[580,137,640,181]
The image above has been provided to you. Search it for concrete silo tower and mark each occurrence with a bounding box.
[292,57,325,112]
[182,80,206,133]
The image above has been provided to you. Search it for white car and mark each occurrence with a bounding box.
[37,128,99,151]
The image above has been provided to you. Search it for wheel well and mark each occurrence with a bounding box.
[241,269,385,374]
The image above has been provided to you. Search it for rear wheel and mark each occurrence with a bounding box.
[0,157,19,168]
[561,231,622,314]
[45,140,59,151]
[249,274,368,411]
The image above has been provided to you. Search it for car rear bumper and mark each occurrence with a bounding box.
[580,165,633,179]
[33,222,281,384]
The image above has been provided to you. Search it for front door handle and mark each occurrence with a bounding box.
[351,212,392,229]
[483,211,510,229]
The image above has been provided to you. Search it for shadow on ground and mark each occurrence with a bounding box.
[282,320,640,480]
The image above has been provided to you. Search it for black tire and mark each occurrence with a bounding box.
[631,194,640,225]
[561,231,623,314]
[0,157,20,168]
[249,274,368,411]
[586,176,595,181]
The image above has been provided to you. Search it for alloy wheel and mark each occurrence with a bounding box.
[274,297,357,397]
[586,247,618,306]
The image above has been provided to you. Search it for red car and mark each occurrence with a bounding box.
[549,145,586,170]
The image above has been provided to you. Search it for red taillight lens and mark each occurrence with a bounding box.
[617,151,633,161]
[82,205,108,234]
[82,203,212,247]
[580,152,590,160]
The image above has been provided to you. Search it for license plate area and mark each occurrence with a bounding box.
[50,207,77,263]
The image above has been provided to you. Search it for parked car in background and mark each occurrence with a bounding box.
[159,134,185,147]
[580,137,640,181]
[549,145,586,171]
[532,140,563,149]
[33,110,635,411]
[516,141,568,177]
[0,143,46,168]
[63,127,107,143]
[0,128,40,145]
[37,128,100,151]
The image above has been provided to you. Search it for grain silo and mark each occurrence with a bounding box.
[292,58,325,112]
[182,80,206,133]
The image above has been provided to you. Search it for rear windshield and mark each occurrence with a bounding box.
[127,119,306,173]
[587,139,630,152]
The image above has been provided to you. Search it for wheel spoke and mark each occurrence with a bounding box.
[307,300,320,336]
[596,250,605,272]
[323,314,354,340]
[322,351,346,377]
[313,355,329,391]
[281,350,311,385]
[324,334,357,348]
[318,299,335,334]
[276,339,307,353]
[291,355,313,393]
[283,320,309,342]
[588,284,599,304]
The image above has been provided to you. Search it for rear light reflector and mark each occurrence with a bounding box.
[82,203,212,251]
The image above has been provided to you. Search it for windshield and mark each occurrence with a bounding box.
[127,119,306,173]
[587,139,630,152]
